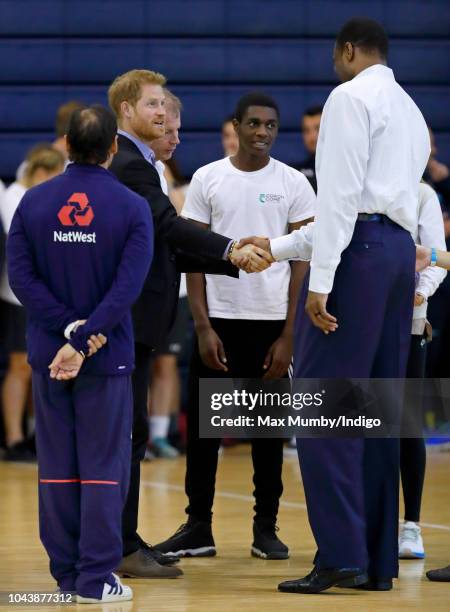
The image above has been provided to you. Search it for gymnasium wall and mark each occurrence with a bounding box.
[0,0,449,180]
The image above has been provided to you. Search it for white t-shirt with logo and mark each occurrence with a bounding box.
[182,157,316,320]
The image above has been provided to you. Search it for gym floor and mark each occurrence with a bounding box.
[1,446,449,611]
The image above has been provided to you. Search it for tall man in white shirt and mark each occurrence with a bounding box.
[266,18,430,594]
[154,93,315,560]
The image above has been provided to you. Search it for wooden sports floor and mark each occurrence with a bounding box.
[0,447,449,611]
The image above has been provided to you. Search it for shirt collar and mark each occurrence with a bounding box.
[117,129,156,166]
[354,63,395,81]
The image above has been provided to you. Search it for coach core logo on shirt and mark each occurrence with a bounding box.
[258,193,285,204]
[54,192,96,244]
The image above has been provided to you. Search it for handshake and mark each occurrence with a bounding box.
[228,236,274,273]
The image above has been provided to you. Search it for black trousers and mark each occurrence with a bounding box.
[400,334,427,523]
[185,318,285,523]
[122,341,153,556]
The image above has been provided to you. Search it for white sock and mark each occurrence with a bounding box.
[150,415,170,440]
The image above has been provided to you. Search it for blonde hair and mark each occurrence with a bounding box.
[108,69,167,119]
[23,144,65,187]
[163,88,182,116]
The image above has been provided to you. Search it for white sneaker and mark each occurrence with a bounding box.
[399,521,425,559]
[76,574,133,603]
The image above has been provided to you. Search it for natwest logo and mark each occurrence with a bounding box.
[58,192,94,226]
[54,230,96,244]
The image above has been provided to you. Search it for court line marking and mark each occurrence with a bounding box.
[6,464,449,532]
[142,480,450,532]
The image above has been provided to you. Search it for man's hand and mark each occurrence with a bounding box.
[415,245,431,272]
[49,344,84,380]
[414,293,426,307]
[237,237,273,273]
[87,333,108,356]
[75,320,108,357]
[197,326,228,371]
[263,334,293,379]
[238,236,271,253]
[230,243,273,273]
[305,291,338,334]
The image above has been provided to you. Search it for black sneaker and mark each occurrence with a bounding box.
[154,519,216,558]
[251,521,289,560]
[4,440,36,463]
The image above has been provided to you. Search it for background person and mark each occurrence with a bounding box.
[291,105,323,193]
[15,101,84,182]
[1,144,65,462]
[148,89,184,459]
[221,115,239,157]
[399,182,446,560]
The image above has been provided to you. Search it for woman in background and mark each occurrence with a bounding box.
[0,144,64,461]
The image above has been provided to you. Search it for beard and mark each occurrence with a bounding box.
[130,113,163,142]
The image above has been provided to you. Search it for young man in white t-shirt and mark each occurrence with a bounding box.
[155,93,315,560]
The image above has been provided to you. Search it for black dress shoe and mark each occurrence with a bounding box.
[426,565,450,582]
[116,548,183,578]
[338,576,392,591]
[278,567,368,594]
[141,542,180,565]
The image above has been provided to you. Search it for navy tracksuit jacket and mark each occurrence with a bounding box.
[7,162,153,598]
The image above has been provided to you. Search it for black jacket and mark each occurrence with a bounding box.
[109,135,238,348]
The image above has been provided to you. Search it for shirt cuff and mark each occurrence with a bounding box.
[309,265,336,294]
[69,330,89,355]
[270,235,299,261]
[64,320,80,340]
[223,239,234,260]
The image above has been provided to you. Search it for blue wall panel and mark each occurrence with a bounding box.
[0,85,449,131]
[0,1,448,180]
[0,39,449,85]
[1,1,449,36]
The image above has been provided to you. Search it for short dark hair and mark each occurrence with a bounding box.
[336,17,389,58]
[55,100,85,137]
[303,105,323,118]
[67,105,117,165]
[234,93,280,123]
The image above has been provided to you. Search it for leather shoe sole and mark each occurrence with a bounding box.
[338,576,392,591]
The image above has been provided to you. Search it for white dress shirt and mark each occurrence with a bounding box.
[271,182,447,333]
[273,64,430,294]
[155,160,169,196]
